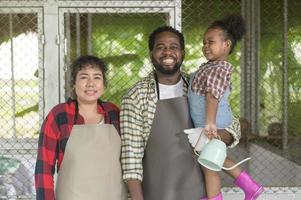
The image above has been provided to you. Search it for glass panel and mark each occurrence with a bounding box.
[63,12,167,105]
[0,12,39,199]
[0,13,39,139]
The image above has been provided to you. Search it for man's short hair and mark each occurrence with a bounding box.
[148,26,185,51]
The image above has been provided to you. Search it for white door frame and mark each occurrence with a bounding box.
[57,1,181,102]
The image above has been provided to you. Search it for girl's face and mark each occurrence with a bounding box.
[202,28,231,61]
[74,65,104,105]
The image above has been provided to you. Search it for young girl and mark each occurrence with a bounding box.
[187,15,263,200]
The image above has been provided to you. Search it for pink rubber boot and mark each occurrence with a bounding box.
[234,171,264,200]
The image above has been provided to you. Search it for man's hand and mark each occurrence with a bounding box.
[127,180,144,200]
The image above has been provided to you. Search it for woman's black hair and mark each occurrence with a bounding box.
[148,26,185,51]
[208,15,246,54]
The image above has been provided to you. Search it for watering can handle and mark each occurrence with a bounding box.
[194,134,221,156]
[194,149,200,156]
[222,157,251,170]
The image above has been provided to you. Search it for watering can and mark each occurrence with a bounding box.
[196,137,251,171]
[184,128,251,172]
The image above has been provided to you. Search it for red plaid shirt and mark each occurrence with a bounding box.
[34,98,120,200]
[191,60,233,100]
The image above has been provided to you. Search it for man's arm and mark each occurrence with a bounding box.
[217,129,234,145]
[218,116,241,147]
[221,116,241,148]
[120,94,146,199]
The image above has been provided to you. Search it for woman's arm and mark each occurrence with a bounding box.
[35,111,59,200]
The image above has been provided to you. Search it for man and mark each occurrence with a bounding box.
[120,26,241,200]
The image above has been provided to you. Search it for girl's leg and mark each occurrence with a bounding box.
[223,157,263,200]
[223,157,241,178]
[202,166,221,198]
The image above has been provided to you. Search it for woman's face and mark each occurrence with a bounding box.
[74,65,104,105]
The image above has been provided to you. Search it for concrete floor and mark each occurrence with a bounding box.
[223,193,301,200]
[222,187,301,200]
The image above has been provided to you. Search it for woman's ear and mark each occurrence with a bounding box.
[71,86,76,99]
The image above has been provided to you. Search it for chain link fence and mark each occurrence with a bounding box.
[0,0,300,199]
[0,10,41,199]
[287,0,301,165]
[61,11,168,104]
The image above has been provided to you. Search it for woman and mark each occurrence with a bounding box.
[34,55,127,200]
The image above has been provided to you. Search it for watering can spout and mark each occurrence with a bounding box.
[221,157,251,170]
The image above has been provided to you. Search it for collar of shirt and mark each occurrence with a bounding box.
[67,98,107,123]
[158,78,183,99]
[200,60,233,71]
[148,71,189,98]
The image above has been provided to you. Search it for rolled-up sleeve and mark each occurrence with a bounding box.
[225,116,241,148]
[35,112,58,200]
[120,95,145,182]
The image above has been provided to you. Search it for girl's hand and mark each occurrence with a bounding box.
[204,123,217,139]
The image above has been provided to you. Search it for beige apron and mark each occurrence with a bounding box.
[55,124,127,200]
[142,96,206,200]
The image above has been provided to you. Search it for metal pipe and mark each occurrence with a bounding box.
[282,0,288,150]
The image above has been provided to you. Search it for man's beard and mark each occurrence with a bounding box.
[151,56,183,75]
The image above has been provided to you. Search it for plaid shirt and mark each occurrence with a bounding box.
[120,71,241,182]
[34,98,120,200]
[192,61,233,100]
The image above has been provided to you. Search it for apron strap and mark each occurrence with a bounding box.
[74,100,79,125]
[73,99,106,125]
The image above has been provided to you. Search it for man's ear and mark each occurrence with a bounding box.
[149,51,153,59]
[182,50,185,59]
